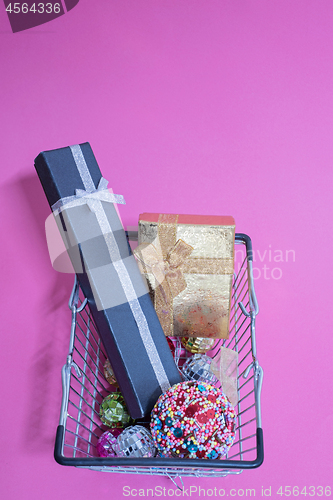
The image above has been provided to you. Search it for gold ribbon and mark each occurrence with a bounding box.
[134,238,194,302]
[137,214,234,336]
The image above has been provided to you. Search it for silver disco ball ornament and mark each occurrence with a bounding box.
[114,425,156,458]
[181,353,219,386]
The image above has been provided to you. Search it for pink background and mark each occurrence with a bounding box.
[1,1,332,498]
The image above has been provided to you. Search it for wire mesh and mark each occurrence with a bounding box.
[56,235,263,477]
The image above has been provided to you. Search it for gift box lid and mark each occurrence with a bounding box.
[139,213,235,226]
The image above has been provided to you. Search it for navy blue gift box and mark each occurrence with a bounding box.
[35,142,181,418]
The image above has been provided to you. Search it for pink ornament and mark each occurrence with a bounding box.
[96,429,122,457]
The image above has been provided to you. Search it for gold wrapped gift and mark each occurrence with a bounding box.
[135,213,235,339]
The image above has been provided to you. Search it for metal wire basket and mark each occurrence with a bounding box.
[54,233,263,477]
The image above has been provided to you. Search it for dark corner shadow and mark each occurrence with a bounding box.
[19,172,51,241]
[17,173,75,453]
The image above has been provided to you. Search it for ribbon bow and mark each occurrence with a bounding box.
[134,239,194,301]
[51,177,125,214]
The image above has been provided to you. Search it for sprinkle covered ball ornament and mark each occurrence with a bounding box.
[181,337,215,354]
[150,380,236,459]
[96,429,122,457]
[181,353,219,386]
[99,393,133,428]
[114,425,156,458]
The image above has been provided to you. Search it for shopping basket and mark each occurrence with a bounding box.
[54,233,263,477]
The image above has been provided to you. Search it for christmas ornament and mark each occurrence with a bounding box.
[103,359,119,387]
[114,425,156,458]
[150,380,236,459]
[99,393,133,428]
[96,429,122,457]
[181,354,219,386]
[181,336,216,354]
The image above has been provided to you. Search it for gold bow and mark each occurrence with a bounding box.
[134,239,194,303]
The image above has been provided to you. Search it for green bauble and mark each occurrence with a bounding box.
[99,393,133,428]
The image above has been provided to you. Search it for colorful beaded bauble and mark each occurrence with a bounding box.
[150,380,236,459]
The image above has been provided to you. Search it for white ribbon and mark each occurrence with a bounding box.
[51,177,125,214]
